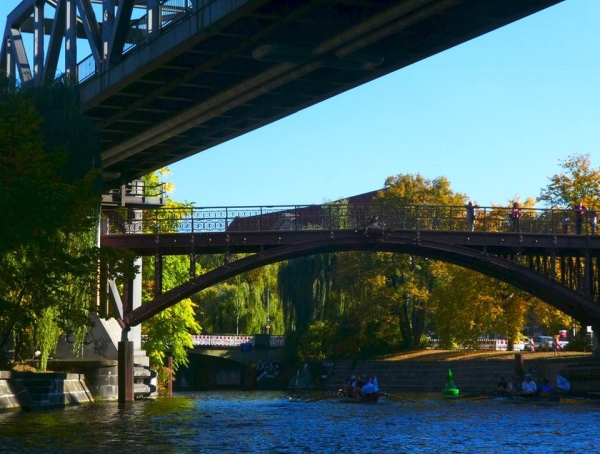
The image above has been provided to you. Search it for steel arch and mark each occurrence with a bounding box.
[122,236,600,328]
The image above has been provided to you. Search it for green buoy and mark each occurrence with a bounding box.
[442,369,460,397]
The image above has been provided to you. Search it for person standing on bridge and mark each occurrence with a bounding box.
[589,209,597,235]
[465,201,479,232]
[574,202,587,234]
[511,202,522,233]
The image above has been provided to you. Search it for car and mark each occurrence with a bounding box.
[524,335,567,352]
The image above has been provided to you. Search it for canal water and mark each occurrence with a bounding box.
[1,391,599,453]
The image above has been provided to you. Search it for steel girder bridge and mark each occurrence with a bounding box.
[101,203,600,331]
[1,0,564,188]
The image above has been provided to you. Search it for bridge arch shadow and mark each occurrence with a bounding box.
[123,236,600,328]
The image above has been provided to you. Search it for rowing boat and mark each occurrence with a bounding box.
[338,392,380,404]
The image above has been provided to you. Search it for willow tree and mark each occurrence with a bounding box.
[194,260,283,335]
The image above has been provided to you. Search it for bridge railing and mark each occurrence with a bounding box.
[101,204,595,236]
[192,334,285,348]
[76,0,214,83]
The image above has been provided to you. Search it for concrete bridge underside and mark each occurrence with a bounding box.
[3,0,562,186]
[116,232,600,329]
[88,0,565,186]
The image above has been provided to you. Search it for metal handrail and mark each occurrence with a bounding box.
[75,0,222,83]
[100,204,597,236]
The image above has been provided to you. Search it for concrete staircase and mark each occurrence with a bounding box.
[134,363,158,398]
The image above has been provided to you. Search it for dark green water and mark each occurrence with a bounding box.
[0,391,599,453]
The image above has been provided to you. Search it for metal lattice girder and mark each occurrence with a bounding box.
[75,0,103,68]
[0,0,139,84]
[107,0,134,65]
[44,0,66,83]
[10,26,33,82]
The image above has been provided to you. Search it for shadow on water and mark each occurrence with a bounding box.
[1,391,600,453]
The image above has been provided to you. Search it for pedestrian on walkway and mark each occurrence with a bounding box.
[511,202,522,233]
[562,214,570,234]
[575,202,587,234]
[465,201,479,232]
[589,209,597,235]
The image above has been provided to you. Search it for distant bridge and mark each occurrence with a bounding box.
[2,0,564,186]
[100,203,600,329]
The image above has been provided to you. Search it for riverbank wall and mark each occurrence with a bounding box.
[0,371,93,410]
[326,354,600,394]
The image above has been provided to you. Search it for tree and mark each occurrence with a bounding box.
[137,171,201,385]
[538,153,600,208]
[370,174,466,348]
[0,79,111,368]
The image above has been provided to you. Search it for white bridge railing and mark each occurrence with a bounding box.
[428,338,527,351]
[192,334,285,348]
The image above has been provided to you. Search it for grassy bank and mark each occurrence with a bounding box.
[378,350,594,362]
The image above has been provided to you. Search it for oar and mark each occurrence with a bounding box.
[305,391,340,402]
[381,392,415,403]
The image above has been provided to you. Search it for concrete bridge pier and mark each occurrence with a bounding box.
[118,337,134,402]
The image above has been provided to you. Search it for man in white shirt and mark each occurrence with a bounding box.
[521,373,537,396]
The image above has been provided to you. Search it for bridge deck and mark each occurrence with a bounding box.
[1,0,561,186]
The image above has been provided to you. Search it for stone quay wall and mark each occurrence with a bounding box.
[327,355,600,394]
[0,371,93,411]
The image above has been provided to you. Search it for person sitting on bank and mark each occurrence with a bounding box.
[508,376,520,395]
[536,378,554,397]
[521,373,537,396]
[497,376,509,393]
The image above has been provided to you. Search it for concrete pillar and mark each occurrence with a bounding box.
[118,340,134,402]
[514,353,524,379]
[167,355,173,397]
[131,256,142,352]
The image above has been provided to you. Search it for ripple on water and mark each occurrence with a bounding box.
[1,391,600,453]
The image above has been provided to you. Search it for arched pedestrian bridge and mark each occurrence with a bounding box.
[100,202,600,329]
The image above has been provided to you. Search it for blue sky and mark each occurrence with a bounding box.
[2,1,599,208]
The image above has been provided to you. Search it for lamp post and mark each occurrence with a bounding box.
[266,288,271,335]
[236,298,240,336]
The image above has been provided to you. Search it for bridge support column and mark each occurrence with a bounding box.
[118,340,134,402]
[592,323,600,357]
[131,256,142,353]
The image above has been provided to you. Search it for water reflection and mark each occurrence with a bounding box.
[0,391,599,453]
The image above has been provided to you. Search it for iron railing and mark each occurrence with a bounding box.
[101,204,597,236]
[76,0,217,83]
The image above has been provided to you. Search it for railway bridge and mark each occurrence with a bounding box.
[2,0,564,187]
